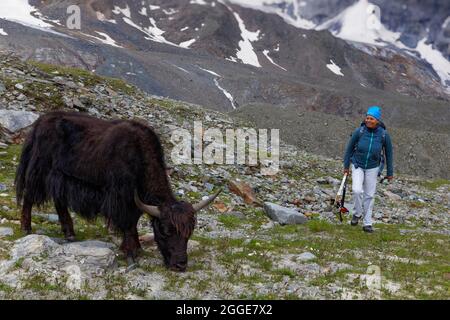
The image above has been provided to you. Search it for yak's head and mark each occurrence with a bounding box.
[135,189,221,272]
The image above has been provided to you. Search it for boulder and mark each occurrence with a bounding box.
[0,227,13,237]
[228,180,261,205]
[263,202,308,225]
[0,110,39,132]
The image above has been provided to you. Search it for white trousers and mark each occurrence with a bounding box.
[351,164,378,227]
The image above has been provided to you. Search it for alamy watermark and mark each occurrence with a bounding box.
[170,122,279,175]
[66,5,81,30]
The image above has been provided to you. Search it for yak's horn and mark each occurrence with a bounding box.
[134,191,160,218]
[192,188,222,212]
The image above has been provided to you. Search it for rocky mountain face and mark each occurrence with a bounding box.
[0,1,449,179]
[0,52,449,300]
[271,0,450,59]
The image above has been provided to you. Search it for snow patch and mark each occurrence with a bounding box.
[0,0,67,36]
[326,60,344,76]
[228,0,316,30]
[122,16,179,47]
[316,0,402,47]
[94,31,122,48]
[139,7,147,16]
[199,67,221,77]
[0,28,7,36]
[214,79,237,109]
[180,26,189,31]
[190,0,208,5]
[96,12,117,24]
[172,65,190,73]
[179,38,196,48]
[112,5,131,18]
[232,11,261,67]
[262,50,286,71]
[162,9,178,15]
[149,5,160,10]
[416,38,450,88]
[442,17,450,29]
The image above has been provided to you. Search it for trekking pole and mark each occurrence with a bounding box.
[335,173,348,205]
[335,173,349,222]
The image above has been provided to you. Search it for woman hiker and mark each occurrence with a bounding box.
[343,106,393,233]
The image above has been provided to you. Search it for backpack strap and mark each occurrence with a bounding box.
[353,125,365,150]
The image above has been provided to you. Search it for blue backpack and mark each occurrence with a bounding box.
[354,122,387,176]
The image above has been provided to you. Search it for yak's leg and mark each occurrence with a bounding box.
[120,226,141,267]
[20,197,33,234]
[54,202,75,241]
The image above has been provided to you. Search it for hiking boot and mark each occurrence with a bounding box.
[351,215,361,226]
[363,225,374,233]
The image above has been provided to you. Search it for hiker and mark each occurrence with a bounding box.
[343,106,393,233]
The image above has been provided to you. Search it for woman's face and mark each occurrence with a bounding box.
[365,115,378,129]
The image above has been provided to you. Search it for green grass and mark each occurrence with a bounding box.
[308,219,335,233]
[419,179,450,190]
[218,214,243,229]
[22,274,65,292]
[191,218,449,299]
[29,60,137,96]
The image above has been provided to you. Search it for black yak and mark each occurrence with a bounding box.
[15,111,221,271]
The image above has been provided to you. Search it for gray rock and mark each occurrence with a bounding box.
[10,234,60,261]
[384,190,402,201]
[327,177,340,186]
[205,182,214,192]
[0,109,39,132]
[327,262,353,274]
[316,178,329,184]
[0,227,13,237]
[17,93,26,101]
[227,211,246,219]
[72,97,87,111]
[54,240,116,270]
[263,202,308,225]
[35,213,59,223]
[0,82,5,94]
[298,252,316,261]
[88,107,101,117]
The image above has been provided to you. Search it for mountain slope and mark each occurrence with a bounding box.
[0,0,449,179]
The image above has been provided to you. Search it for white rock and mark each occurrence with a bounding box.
[0,110,39,132]
[298,252,316,261]
[10,234,60,260]
[0,227,13,237]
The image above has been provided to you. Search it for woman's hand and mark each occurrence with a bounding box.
[344,169,349,175]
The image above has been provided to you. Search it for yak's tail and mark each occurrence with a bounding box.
[14,127,35,206]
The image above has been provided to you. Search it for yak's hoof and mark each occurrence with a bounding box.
[65,235,76,242]
[126,257,138,272]
[21,227,32,235]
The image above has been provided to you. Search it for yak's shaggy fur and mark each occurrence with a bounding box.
[15,111,196,271]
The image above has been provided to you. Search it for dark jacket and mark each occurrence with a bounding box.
[344,123,393,176]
